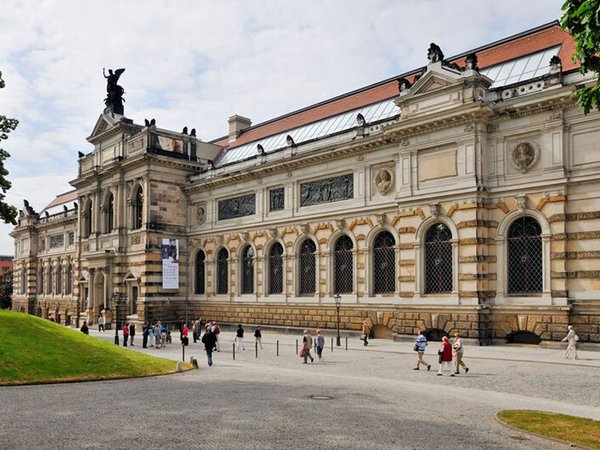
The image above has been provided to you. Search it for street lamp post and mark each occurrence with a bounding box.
[334,293,341,346]
[112,293,120,345]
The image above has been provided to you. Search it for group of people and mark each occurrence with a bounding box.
[140,321,171,349]
[300,329,325,363]
[413,330,469,376]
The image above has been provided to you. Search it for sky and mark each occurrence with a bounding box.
[0,0,566,255]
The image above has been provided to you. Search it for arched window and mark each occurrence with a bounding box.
[334,235,353,294]
[216,248,229,295]
[373,231,395,294]
[106,193,114,233]
[195,250,205,294]
[424,223,453,294]
[240,246,254,294]
[47,267,53,295]
[83,200,93,238]
[133,186,143,230]
[268,243,284,294]
[20,268,26,295]
[65,263,72,295]
[507,217,542,294]
[38,268,44,295]
[299,239,316,296]
[56,263,63,295]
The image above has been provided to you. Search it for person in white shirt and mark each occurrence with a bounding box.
[452,332,469,374]
[561,325,579,359]
[98,314,105,332]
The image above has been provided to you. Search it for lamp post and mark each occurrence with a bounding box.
[111,292,120,345]
[334,293,341,346]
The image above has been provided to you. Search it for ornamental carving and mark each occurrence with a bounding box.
[300,174,353,207]
[218,194,256,220]
[374,168,394,195]
[269,188,284,212]
[510,142,538,173]
[196,203,206,225]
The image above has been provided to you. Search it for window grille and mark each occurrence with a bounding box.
[334,235,353,294]
[57,265,63,295]
[216,248,229,294]
[133,187,143,229]
[66,265,72,295]
[195,251,205,294]
[373,231,395,294]
[269,243,284,294]
[107,194,114,233]
[241,246,254,294]
[299,239,316,295]
[424,223,453,294]
[507,217,542,294]
[38,270,44,294]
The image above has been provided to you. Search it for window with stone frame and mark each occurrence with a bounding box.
[38,268,44,294]
[47,266,53,295]
[83,201,93,238]
[334,235,353,294]
[106,193,114,233]
[216,248,229,295]
[424,223,453,294]
[240,245,255,294]
[66,263,72,295]
[20,268,26,295]
[299,239,317,296]
[507,216,542,295]
[133,186,143,230]
[268,243,284,294]
[373,231,396,294]
[195,250,206,295]
[56,264,63,295]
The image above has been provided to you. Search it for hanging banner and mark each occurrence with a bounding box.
[162,238,179,289]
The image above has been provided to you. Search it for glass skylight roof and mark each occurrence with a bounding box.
[217,99,399,166]
[480,46,560,89]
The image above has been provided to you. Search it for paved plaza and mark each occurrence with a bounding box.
[1,327,598,449]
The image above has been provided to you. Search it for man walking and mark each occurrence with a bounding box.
[301,330,314,364]
[413,330,431,371]
[453,332,469,374]
[201,326,217,366]
[316,329,325,362]
[254,326,263,349]
[98,314,105,332]
[129,322,136,346]
[235,324,245,350]
[361,319,370,346]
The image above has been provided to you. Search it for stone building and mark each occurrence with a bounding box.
[10,21,600,344]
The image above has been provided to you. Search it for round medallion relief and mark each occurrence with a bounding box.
[511,142,538,173]
[374,168,394,195]
[197,205,206,225]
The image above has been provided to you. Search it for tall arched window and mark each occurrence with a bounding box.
[106,193,114,233]
[334,235,353,294]
[268,243,284,294]
[240,246,254,294]
[507,217,542,294]
[216,248,229,295]
[38,268,44,295]
[47,267,53,295]
[56,263,63,295]
[373,231,395,294]
[299,239,316,296]
[133,186,143,230]
[424,223,453,294]
[65,263,72,295]
[20,268,26,295]
[83,200,93,238]
[195,250,205,294]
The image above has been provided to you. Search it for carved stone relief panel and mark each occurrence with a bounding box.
[372,167,394,195]
[510,141,539,173]
[196,203,207,225]
[218,193,256,220]
[300,174,353,207]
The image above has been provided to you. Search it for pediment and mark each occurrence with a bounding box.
[408,68,461,97]
[88,111,122,141]
[124,269,141,281]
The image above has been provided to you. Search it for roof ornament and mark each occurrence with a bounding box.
[102,68,126,115]
[549,55,562,74]
[427,43,444,64]
[182,127,188,135]
[190,128,196,137]
[397,77,412,92]
[78,151,85,158]
[256,144,265,155]
[286,135,296,147]
[465,53,479,71]
[356,113,365,126]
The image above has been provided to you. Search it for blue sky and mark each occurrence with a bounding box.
[0,0,565,254]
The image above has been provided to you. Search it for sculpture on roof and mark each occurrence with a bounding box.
[397,77,412,92]
[465,53,479,71]
[103,68,126,115]
[427,43,444,63]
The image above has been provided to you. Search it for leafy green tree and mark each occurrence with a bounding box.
[0,71,18,225]
[0,267,12,309]
[561,0,600,114]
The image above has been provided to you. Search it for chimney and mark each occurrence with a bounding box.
[228,115,252,142]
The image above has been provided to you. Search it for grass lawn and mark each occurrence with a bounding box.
[497,410,600,449]
[0,310,191,385]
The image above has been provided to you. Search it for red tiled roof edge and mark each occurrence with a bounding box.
[44,190,78,210]
[212,22,576,155]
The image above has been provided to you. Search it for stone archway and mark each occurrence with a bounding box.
[371,324,393,339]
[507,330,541,345]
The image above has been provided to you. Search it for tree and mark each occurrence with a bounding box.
[561,0,600,114]
[0,71,18,224]
[0,267,12,309]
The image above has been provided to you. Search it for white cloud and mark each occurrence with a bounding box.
[0,0,565,253]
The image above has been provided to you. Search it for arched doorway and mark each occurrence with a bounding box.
[92,271,105,323]
[424,328,448,342]
[507,331,541,345]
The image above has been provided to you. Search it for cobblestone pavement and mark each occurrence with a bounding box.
[0,328,598,449]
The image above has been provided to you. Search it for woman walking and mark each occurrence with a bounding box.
[561,325,579,359]
[437,336,455,376]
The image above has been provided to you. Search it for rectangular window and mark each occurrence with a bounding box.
[68,231,75,246]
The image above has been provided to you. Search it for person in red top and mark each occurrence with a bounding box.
[437,336,455,376]
[122,322,129,347]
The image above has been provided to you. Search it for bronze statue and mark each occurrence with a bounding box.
[103,68,126,114]
[427,43,444,63]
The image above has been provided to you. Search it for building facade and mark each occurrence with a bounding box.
[10,22,600,344]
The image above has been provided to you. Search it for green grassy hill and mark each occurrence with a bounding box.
[0,310,188,385]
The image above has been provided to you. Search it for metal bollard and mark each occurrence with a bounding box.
[296,339,299,355]
[233,343,236,360]
[277,340,279,356]
[331,337,334,352]
[345,336,348,351]
[255,341,258,358]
